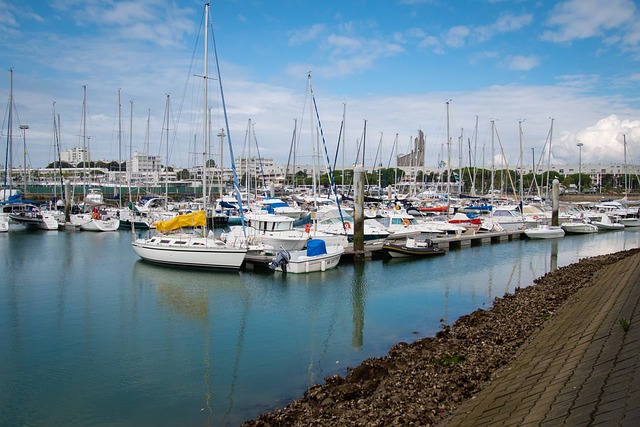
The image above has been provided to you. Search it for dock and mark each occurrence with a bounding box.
[243,230,527,270]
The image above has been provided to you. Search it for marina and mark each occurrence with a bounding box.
[1,225,639,426]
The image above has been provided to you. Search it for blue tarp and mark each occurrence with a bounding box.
[306,239,327,256]
[261,201,288,214]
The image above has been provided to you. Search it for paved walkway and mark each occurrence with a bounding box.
[443,252,640,426]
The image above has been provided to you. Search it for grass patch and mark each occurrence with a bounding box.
[434,354,466,366]
[619,317,631,332]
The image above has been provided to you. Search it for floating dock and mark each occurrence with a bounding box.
[243,230,527,270]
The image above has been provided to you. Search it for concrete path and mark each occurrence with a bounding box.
[443,252,640,426]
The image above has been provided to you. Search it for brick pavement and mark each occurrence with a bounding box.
[442,252,640,426]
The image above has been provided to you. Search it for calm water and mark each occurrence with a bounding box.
[1,227,639,426]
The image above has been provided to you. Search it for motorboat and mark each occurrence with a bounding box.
[223,211,309,251]
[9,206,61,230]
[593,214,625,231]
[381,237,446,258]
[524,224,565,239]
[560,220,599,234]
[268,239,344,274]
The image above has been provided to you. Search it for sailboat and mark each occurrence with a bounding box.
[131,3,247,269]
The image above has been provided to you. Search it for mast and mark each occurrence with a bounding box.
[5,69,13,198]
[129,99,133,194]
[546,118,554,201]
[203,2,209,227]
[163,94,170,209]
[342,102,346,192]
[446,100,451,211]
[145,108,150,194]
[308,74,316,208]
[519,120,524,210]
[82,84,87,198]
[490,119,495,206]
[118,88,122,207]
[624,134,628,198]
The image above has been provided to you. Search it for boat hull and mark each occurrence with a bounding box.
[273,245,345,274]
[381,243,446,258]
[132,235,247,269]
[80,218,120,232]
[525,226,565,239]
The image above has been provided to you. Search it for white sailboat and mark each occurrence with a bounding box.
[132,3,247,269]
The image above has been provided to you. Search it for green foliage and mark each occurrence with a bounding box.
[619,317,631,332]
[434,354,465,366]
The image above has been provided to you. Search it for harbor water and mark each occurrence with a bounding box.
[1,228,639,426]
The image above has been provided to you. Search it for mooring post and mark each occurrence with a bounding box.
[353,166,365,260]
[552,179,559,227]
[64,180,71,223]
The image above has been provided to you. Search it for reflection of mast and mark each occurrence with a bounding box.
[550,240,559,272]
[351,262,366,350]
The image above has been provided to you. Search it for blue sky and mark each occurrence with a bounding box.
[2,0,640,171]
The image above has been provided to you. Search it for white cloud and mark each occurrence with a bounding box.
[444,25,471,48]
[288,24,326,45]
[554,115,640,165]
[476,12,534,42]
[542,0,636,43]
[506,55,540,71]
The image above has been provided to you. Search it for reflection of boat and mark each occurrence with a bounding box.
[524,224,565,239]
[269,239,344,273]
[561,220,599,234]
[381,237,446,258]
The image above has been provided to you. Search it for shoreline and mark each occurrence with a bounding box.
[242,248,639,426]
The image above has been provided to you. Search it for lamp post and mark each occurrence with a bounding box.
[577,142,584,193]
[19,124,29,194]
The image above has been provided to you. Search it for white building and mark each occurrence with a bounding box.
[60,147,90,165]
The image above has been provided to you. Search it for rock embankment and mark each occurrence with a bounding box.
[243,249,639,426]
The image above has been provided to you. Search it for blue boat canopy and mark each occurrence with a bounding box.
[306,239,327,256]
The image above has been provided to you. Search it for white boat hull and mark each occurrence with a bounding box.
[273,245,344,274]
[561,222,599,234]
[9,212,60,230]
[132,234,247,269]
[80,218,120,232]
[525,225,565,239]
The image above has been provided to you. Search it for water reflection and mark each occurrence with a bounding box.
[351,261,366,350]
[2,229,639,426]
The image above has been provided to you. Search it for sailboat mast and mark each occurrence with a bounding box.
[546,118,554,201]
[203,3,209,219]
[308,74,317,208]
[6,69,13,196]
[82,84,87,198]
[117,88,122,207]
[164,94,170,209]
[446,101,451,207]
[490,119,495,206]
[519,120,524,208]
[624,134,628,197]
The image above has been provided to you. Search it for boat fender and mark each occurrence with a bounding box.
[305,223,311,233]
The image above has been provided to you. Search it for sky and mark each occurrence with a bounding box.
[2,0,640,171]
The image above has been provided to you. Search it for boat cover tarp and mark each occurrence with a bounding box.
[306,239,327,256]
[262,201,288,214]
[154,210,205,232]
